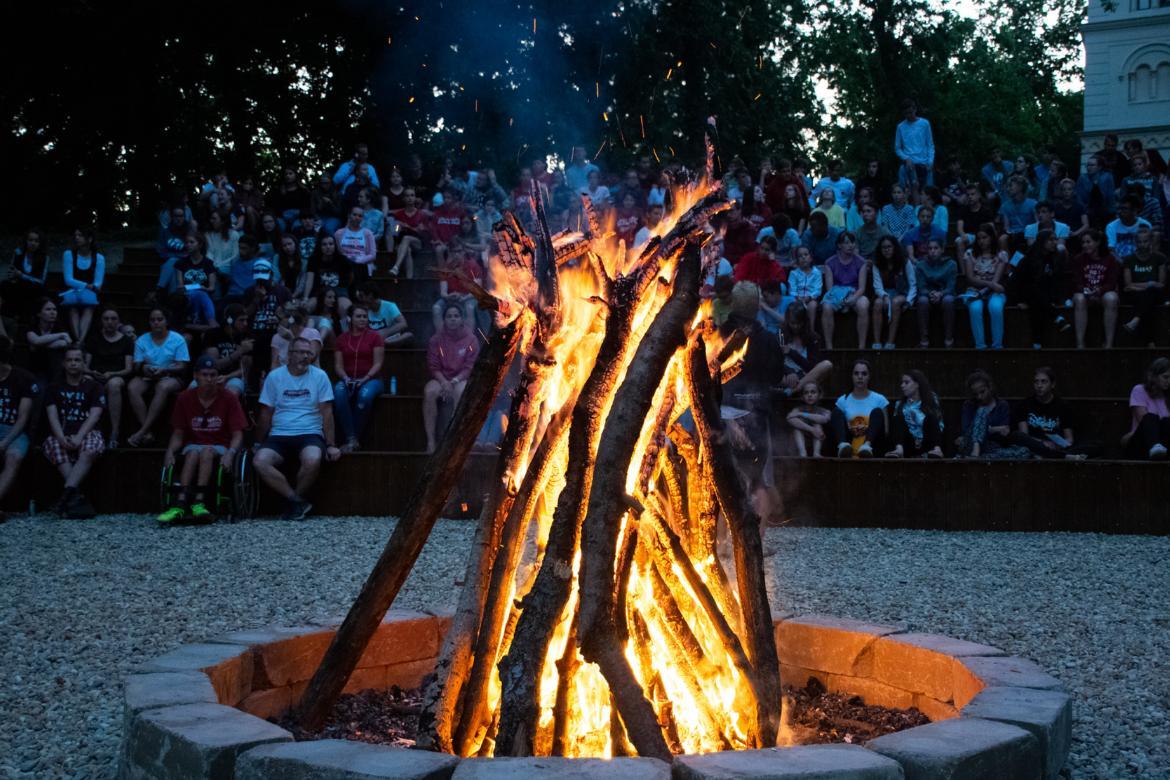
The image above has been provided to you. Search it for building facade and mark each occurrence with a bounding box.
[1081,0,1170,161]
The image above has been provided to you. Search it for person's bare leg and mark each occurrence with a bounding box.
[70,308,81,341]
[1073,293,1088,349]
[855,297,870,348]
[0,452,25,503]
[195,447,215,495]
[64,450,98,489]
[871,297,885,345]
[811,430,824,457]
[795,360,834,393]
[423,380,441,453]
[179,451,199,491]
[792,429,808,456]
[821,304,836,350]
[254,449,295,500]
[127,377,149,428]
[294,448,323,498]
[1103,291,1119,349]
[135,378,181,441]
[104,377,125,446]
[889,296,906,344]
[78,307,94,344]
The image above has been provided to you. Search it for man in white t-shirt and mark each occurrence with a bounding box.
[254,337,340,520]
[830,359,889,457]
[1024,202,1070,247]
[1106,196,1153,261]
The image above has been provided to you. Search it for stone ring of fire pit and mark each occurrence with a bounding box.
[118,611,1071,779]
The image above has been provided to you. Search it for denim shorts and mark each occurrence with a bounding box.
[0,424,30,459]
[259,434,326,462]
[182,444,228,457]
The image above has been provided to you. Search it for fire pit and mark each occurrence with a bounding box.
[118,162,1070,777]
[118,611,1071,778]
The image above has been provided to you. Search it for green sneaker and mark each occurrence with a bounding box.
[158,505,186,524]
[189,502,213,522]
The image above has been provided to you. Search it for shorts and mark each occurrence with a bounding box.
[42,430,104,465]
[0,424,30,459]
[182,444,228,457]
[259,434,326,462]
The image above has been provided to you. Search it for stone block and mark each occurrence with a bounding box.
[360,609,442,667]
[452,757,671,779]
[822,673,915,711]
[673,744,904,779]
[385,657,440,689]
[123,672,219,716]
[248,626,335,689]
[910,695,958,722]
[120,702,291,780]
[141,643,253,706]
[343,666,389,695]
[239,686,293,721]
[237,739,459,779]
[776,615,907,678]
[953,656,1062,708]
[961,686,1072,780]
[866,717,1041,779]
[871,634,1002,703]
[780,665,827,691]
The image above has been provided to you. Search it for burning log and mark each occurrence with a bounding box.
[294,314,530,732]
[684,335,783,746]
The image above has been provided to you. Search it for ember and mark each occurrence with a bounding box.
[295,144,784,761]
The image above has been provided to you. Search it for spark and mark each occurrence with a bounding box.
[409,96,415,103]
[386,36,392,45]
[668,145,675,156]
[476,328,488,343]
[639,114,645,139]
[753,93,762,101]
[595,138,608,159]
[475,99,479,112]
[666,68,673,81]
[708,41,717,49]
[677,59,683,67]
[595,81,600,98]
[603,111,609,122]
[509,117,514,126]
[652,147,660,163]
[414,15,420,20]
[533,17,537,34]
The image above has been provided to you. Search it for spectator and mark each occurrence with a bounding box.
[855,159,890,206]
[271,166,311,231]
[296,213,321,261]
[1075,155,1116,229]
[565,146,600,194]
[202,304,252,396]
[756,279,789,337]
[786,381,831,457]
[634,203,666,253]
[894,99,934,201]
[334,143,381,193]
[127,308,189,448]
[434,244,483,330]
[777,181,810,235]
[305,233,352,317]
[333,303,385,453]
[955,370,1013,458]
[955,184,996,255]
[456,213,488,260]
[997,175,1038,247]
[271,310,322,368]
[308,288,340,347]
[204,210,240,275]
[1025,201,1070,248]
[1007,366,1096,460]
[614,192,644,250]
[381,167,408,213]
[870,235,916,350]
[844,185,872,231]
[648,171,673,210]
[756,213,802,267]
[236,175,264,232]
[1052,178,1090,242]
[900,204,947,260]
[981,147,1014,204]
[764,158,809,216]
[811,188,846,229]
[0,337,38,521]
[584,169,612,210]
[84,308,134,448]
[938,156,969,207]
[800,211,841,265]
[1097,133,1130,179]
[173,233,218,330]
[424,303,480,453]
[42,344,104,517]
[3,228,49,319]
[1122,357,1170,460]
[157,355,248,523]
[460,167,510,212]
[1121,226,1166,347]
[1071,229,1121,349]
[710,274,735,327]
[274,234,307,301]
[878,184,917,240]
[1011,230,1071,349]
[255,212,282,258]
[885,370,944,458]
[831,359,888,457]
[60,226,105,343]
[312,173,344,235]
[914,238,958,348]
[733,235,784,286]
[787,245,824,325]
[26,298,71,384]
[853,200,890,260]
[1011,153,1041,199]
[354,280,412,345]
[224,234,261,304]
[1120,152,1164,237]
[335,205,378,283]
[254,336,341,520]
[1105,196,1153,261]
[918,187,949,234]
[778,304,833,396]
[961,223,1009,350]
[812,159,856,212]
[358,188,385,243]
[820,231,871,349]
[389,187,430,277]
[156,206,193,294]
[246,267,291,381]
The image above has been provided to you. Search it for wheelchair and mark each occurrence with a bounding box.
[159,447,259,522]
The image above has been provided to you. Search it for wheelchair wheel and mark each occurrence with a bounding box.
[159,464,175,511]
[231,449,259,520]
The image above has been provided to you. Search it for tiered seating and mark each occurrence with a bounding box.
[4,245,1165,534]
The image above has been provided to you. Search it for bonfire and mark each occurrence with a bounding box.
[293,144,781,762]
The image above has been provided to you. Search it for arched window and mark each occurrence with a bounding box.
[1125,45,1170,103]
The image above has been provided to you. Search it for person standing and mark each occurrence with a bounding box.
[0,338,38,522]
[253,337,340,520]
[42,345,105,517]
[894,99,934,202]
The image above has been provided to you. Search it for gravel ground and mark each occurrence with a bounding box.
[0,516,1166,779]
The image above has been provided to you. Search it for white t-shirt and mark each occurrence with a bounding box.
[1024,221,1070,241]
[134,331,190,370]
[835,391,890,440]
[259,365,334,436]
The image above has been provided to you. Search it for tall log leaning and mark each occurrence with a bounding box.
[294,315,529,732]
[576,244,703,762]
[683,334,783,746]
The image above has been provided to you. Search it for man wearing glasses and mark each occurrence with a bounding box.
[254,336,341,520]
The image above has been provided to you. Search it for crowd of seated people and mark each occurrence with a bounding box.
[1,124,1167,522]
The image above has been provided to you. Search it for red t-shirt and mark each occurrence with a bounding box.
[746,204,774,231]
[733,252,786,286]
[1074,252,1120,295]
[336,328,383,379]
[431,205,467,244]
[391,208,430,238]
[614,207,643,246]
[170,387,247,447]
[723,219,758,263]
[444,256,484,296]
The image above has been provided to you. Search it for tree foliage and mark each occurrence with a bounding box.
[1,0,1085,230]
